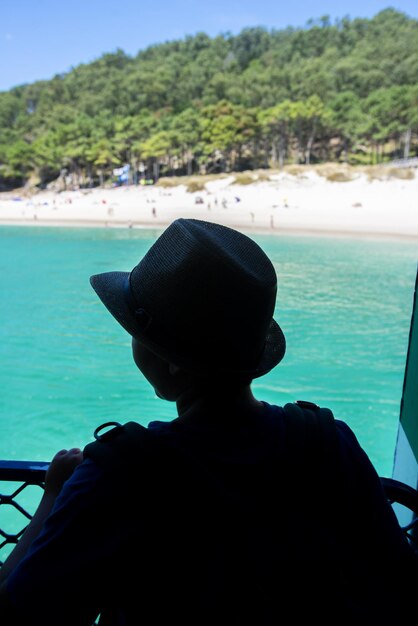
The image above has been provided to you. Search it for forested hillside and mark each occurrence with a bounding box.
[1,8,417,189]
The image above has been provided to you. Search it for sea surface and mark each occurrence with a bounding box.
[0,225,417,479]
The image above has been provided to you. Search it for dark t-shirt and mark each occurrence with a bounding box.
[5,403,415,625]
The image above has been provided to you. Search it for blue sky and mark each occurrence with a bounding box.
[1,0,417,92]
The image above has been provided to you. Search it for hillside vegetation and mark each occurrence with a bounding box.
[1,8,417,190]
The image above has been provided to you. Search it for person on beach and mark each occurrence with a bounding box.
[0,218,416,625]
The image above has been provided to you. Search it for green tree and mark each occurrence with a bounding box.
[139,131,172,180]
[259,100,294,167]
[291,96,330,164]
[169,108,201,175]
[200,101,257,172]
[87,138,121,186]
[330,91,365,162]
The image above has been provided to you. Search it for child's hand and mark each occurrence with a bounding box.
[44,448,84,497]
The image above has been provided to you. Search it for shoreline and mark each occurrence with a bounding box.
[1,217,418,243]
[1,169,418,242]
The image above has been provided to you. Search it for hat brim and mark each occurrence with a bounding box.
[90,271,286,378]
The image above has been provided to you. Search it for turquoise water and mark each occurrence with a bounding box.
[0,225,417,477]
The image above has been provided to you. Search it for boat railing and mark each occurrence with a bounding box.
[1,460,418,570]
[0,459,101,622]
[0,460,49,566]
[380,476,418,550]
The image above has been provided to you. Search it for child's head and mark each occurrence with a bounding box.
[90,219,286,389]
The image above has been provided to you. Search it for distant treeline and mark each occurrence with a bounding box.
[1,8,418,189]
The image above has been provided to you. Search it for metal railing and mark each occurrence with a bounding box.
[0,460,49,566]
[1,461,418,561]
[0,462,100,624]
[380,476,418,551]
[0,460,417,626]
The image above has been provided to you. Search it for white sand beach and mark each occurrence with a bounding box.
[1,167,417,240]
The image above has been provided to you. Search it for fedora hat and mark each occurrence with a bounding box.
[90,218,285,378]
